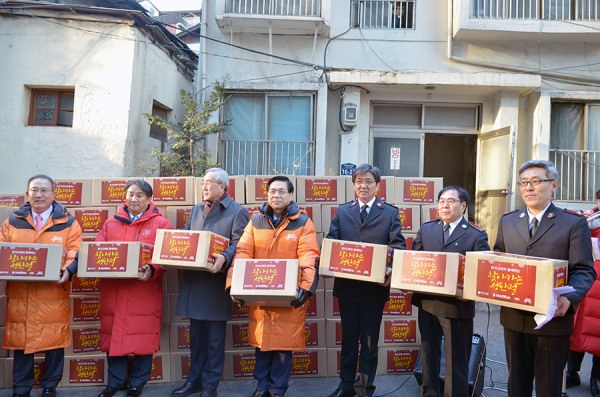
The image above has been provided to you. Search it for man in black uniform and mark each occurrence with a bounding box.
[326,164,405,397]
[412,185,489,397]
[495,160,596,397]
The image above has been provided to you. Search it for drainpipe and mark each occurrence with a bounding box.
[199,0,208,103]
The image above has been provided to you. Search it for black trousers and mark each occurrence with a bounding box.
[13,348,64,393]
[568,350,600,379]
[106,354,153,388]
[504,328,570,397]
[253,348,293,395]
[418,309,473,397]
[188,319,227,390]
[338,298,385,397]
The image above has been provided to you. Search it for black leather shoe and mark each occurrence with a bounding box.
[200,388,217,397]
[566,371,581,388]
[327,389,356,397]
[172,382,203,397]
[250,391,269,397]
[127,386,143,397]
[271,395,284,397]
[12,393,30,397]
[41,388,56,397]
[98,387,125,397]
[591,377,600,397]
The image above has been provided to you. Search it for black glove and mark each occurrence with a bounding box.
[290,288,309,309]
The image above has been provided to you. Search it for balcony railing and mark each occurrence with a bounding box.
[472,0,600,20]
[225,0,321,17]
[350,0,415,29]
[551,149,600,201]
[220,139,315,176]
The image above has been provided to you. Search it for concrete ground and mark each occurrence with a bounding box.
[0,305,595,397]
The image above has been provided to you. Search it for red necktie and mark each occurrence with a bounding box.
[35,215,44,232]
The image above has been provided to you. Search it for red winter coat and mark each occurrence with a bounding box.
[96,203,172,356]
[571,208,600,355]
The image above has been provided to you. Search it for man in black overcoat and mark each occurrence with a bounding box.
[412,185,489,397]
[326,164,405,397]
[171,168,249,397]
[494,160,596,397]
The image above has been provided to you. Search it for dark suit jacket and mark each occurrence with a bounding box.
[327,197,406,304]
[175,194,250,321]
[494,203,596,336]
[412,217,490,319]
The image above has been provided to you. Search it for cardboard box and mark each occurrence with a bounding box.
[158,322,170,353]
[0,242,63,281]
[225,320,251,350]
[166,206,194,230]
[299,204,322,232]
[70,295,101,324]
[296,177,346,205]
[92,179,131,206]
[4,358,12,387]
[195,176,245,205]
[404,233,417,251]
[242,205,262,218]
[231,302,250,319]
[463,251,569,314]
[421,205,468,224]
[327,348,359,377]
[144,177,195,206]
[245,175,296,204]
[378,318,420,346]
[5,356,44,387]
[345,176,395,203]
[162,294,170,325]
[305,289,324,319]
[290,348,327,378]
[397,205,420,232]
[78,242,152,279]
[321,205,339,235]
[316,233,324,249]
[0,328,6,358]
[0,296,7,327]
[81,235,99,242]
[0,358,5,388]
[395,178,443,205]
[72,207,115,235]
[170,352,192,382]
[377,346,421,375]
[61,355,107,386]
[325,290,340,318]
[320,239,391,283]
[65,325,101,356]
[148,353,171,383]
[325,277,334,290]
[230,259,299,306]
[326,319,343,347]
[71,275,101,294]
[223,350,255,380]
[152,230,229,271]
[391,251,466,297]
[383,290,416,317]
[304,318,326,348]
[169,293,189,323]
[53,179,93,207]
[169,323,191,352]
[166,268,182,293]
[0,194,26,208]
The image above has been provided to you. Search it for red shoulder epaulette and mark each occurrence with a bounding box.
[563,208,583,216]
[501,209,519,217]
[469,223,486,232]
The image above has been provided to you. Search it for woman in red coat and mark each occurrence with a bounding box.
[95,180,173,397]
[567,191,600,397]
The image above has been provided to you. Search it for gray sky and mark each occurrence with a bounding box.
[148,0,201,11]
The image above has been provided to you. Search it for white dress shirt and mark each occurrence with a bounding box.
[357,196,377,215]
[31,206,53,228]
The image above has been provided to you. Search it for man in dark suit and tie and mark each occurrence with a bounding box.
[412,185,489,397]
[495,160,596,397]
[326,164,405,397]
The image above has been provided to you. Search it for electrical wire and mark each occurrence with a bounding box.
[373,361,421,396]
[357,27,399,72]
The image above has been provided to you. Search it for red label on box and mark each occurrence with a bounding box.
[176,208,192,229]
[291,351,319,375]
[228,180,236,202]
[303,206,313,221]
[383,292,413,316]
[254,178,270,202]
[72,275,101,293]
[333,296,340,316]
[54,182,83,205]
[555,267,567,288]
[149,356,163,381]
[72,297,101,322]
[243,260,288,290]
[403,180,435,203]
[0,246,48,277]
[329,242,374,276]
[476,259,536,306]
[207,234,229,264]
[429,207,440,221]
[68,359,105,383]
[180,355,191,379]
[177,324,191,349]
[386,349,419,373]
[397,207,413,231]
[405,236,414,251]
[330,207,338,220]
[232,323,250,348]
[355,179,388,202]
[101,180,128,204]
[87,244,128,272]
[75,209,109,233]
[383,319,417,343]
[138,245,153,271]
[304,322,319,346]
[0,195,24,207]
[400,252,446,287]
[72,327,101,354]
[304,179,338,202]
[33,360,46,385]
[232,304,249,319]
[233,353,256,378]
[305,294,318,317]
[335,321,342,345]
[160,231,200,262]
[153,178,187,202]
[246,207,260,217]
[457,255,466,290]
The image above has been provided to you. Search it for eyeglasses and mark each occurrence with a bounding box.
[28,188,52,195]
[202,180,223,188]
[438,199,461,206]
[354,179,375,187]
[517,178,554,188]
[268,189,289,197]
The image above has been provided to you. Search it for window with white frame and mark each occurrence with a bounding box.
[221,93,315,176]
[350,0,415,29]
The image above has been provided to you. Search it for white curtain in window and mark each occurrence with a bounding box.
[225,95,265,140]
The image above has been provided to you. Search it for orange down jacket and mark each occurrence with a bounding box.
[227,201,319,351]
[0,201,82,354]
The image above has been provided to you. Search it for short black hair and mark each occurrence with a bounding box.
[267,176,294,194]
[438,185,469,210]
[27,175,55,191]
[352,164,381,184]
[125,180,153,198]
[596,188,600,201]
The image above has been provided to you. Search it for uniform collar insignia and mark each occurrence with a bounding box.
[519,213,526,218]
[351,201,357,206]
[462,224,467,228]
[376,202,382,207]
[547,213,555,218]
